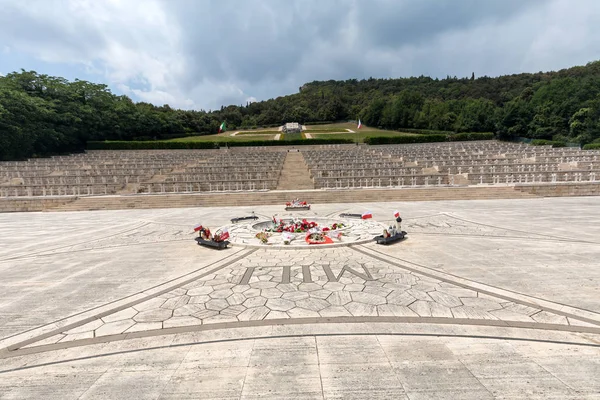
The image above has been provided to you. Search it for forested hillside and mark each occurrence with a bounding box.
[2,61,600,160]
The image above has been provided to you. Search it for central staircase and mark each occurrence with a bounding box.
[276,151,315,190]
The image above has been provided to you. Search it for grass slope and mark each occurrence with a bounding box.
[166,122,418,143]
[234,130,280,135]
[304,122,388,132]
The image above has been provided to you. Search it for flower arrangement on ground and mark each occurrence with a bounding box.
[255,231,271,244]
[269,218,345,234]
[194,225,229,242]
[306,231,326,243]
[285,198,310,208]
[194,225,211,240]
[212,228,230,242]
[281,231,295,245]
[329,230,344,241]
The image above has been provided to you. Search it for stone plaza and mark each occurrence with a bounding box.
[1,196,599,398]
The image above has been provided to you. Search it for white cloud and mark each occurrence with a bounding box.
[0,0,188,105]
[0,0,599,110]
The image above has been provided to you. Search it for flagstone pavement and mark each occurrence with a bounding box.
[1,197,600,398]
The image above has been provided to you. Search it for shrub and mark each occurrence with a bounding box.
[87,141,218,150]
[364,132,493,145]
[449,132,494,141]
[224,138,354,147]
[531,139,567,148]
[365,135,447,145]
[87,137,355,150]
[583,143,600,150]
[397,128,455,135]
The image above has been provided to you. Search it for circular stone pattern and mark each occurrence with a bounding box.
[221,215,387,248]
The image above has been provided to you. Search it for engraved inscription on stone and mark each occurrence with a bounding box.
[238,265,374,285]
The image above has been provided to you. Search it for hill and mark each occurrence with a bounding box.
[1,61,600,160]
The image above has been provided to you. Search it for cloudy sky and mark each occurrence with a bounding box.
[1,0,599,110]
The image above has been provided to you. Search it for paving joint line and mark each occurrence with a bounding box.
[3,316,600,359]
[353,244,600,326]
[0,247,256,351]
[0,221,151,262]
[3,330,599,375]
[444,212,600,245]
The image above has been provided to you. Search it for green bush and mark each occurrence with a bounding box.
[87,137,355,150]
[223,138,354,146]
[87,141,218,150]
[397,128,455,135]
[364,132,493,145]
[582,143,600,150]
[531,139,567,148]
[365,135,447,145]
[449,132,494,141]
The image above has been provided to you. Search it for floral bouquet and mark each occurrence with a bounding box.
[269,218,319,233]
[281,231,295,245]
[193,225,211,240]
[255,231,271,244]
[212,228,230,243]
[286,199,309,207]
[329,230,344,241]
[306,232,326,243]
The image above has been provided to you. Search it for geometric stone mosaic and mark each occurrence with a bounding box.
[34,247,585,347]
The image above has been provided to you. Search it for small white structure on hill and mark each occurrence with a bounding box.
[283,122,301,133]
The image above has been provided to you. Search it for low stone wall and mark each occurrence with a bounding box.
[515,182,600,197]
[2,183,600,213]
[0,197,76,213]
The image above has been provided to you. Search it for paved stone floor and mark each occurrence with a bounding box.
[1,197,600,398]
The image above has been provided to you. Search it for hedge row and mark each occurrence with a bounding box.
[530,139,567,148]
[583,143,600,150]
[364,132,494,145]
[396,128,495,136]
[87,138,354,150]
[396,128,456,135]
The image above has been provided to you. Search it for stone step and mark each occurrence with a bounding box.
[5,183,599,213]
[276,152,314,190]
[43,186,539,212]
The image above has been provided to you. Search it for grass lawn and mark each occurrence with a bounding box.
[281,132,303,141]
[312,131,417,143]
[234,130,280,135]
[164,123,416,143]
[303,127,352,133]
[304,122,388,133]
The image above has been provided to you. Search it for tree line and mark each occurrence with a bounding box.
[1,61,600,160]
